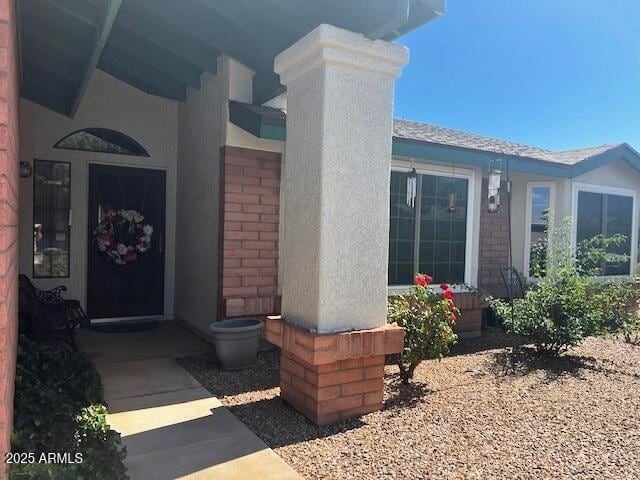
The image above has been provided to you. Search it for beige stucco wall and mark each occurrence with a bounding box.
[18,69,178,317]
[175,55,262,335]
[175,64,227,335]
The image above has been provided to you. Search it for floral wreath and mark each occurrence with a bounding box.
[94,209,153,265]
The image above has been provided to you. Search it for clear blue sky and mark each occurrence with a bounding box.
[394,0,640,151]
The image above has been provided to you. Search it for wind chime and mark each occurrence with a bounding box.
[406,167,417,208]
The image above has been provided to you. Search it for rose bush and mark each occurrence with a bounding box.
[388,274,459,384]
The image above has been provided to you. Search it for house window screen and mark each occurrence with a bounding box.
[576,190,633,276]
[33,160,71,278]
[388,170,468,285]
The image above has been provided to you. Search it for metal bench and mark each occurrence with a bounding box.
[18,274,87,351]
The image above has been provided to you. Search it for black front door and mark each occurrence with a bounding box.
[88,164,166,320]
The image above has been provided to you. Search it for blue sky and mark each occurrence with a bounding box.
[394,0,640,151]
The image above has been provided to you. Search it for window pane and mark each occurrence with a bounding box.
[528,186,551,276]
[54,128,149,156]
[33,161,71,277]
[388,171,415,285]
[604,194,632,275]
[576,191,633,276]
[576,191,603,243]
[418,174,468,283]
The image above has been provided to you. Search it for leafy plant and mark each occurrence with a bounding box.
[591,280,640,343]
[491,218,609,355]
[388,274,458,383]
[10,337,128,480]
[576,233,629,276]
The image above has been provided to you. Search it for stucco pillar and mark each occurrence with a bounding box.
[274,24,409,334]
[268,25,408,424]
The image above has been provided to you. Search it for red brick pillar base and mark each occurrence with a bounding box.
[264,316,404,425]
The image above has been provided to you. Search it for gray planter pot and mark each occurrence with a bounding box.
[209,318,264,370]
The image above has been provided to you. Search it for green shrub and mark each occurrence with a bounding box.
[591,280,640,343]
[491,218,634,355]
[10,338,128,480]
[388,274,459,384]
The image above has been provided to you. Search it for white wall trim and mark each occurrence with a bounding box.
[523,181,555,279]
[570,181,638,276]
[390,159,477,288]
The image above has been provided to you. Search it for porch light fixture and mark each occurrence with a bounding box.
[487,159,502,213]
[19,160,32,178]
[406,167,417,208]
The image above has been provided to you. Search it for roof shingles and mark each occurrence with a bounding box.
[230,101,627,167]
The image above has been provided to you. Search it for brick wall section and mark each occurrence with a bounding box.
[453,292,486,336]
[264,316,404,424]
[219,146,281,318]
[0,0,19,468]
[281,351,385,425]
[477,179,511,298]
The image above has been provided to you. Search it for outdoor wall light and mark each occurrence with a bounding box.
[487,159,502,213]
[19,160,32,178]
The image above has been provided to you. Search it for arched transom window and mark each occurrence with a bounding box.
[54,128,149,157]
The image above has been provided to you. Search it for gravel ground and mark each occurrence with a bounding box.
[179,331,640,480]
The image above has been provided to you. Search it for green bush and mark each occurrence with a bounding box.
[591,280,640,343]
[10,338,128,480]
[491,218,635,355]
[388,274,459,383]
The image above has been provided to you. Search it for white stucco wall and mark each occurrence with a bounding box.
[18,69,179,317]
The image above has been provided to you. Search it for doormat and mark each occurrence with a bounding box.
[88,321,161,333]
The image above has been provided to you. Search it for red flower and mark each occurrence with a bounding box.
[440,283,449,291]
[449,312,457,322]
[415,274,433,287]
[443,289,454,300]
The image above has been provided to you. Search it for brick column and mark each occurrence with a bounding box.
[266,25,408,424]
[219,146,282,318]
[265,316,403,424]
[0,0,19,467]
[478,179,511,297]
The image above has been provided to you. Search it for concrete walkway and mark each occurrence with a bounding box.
[78,322,301,480]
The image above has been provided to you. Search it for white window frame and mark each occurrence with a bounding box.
[388,160,476,294]
[523,181,556,279]
[571,182,638,277]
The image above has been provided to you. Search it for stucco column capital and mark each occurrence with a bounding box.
[274,24,409,86]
